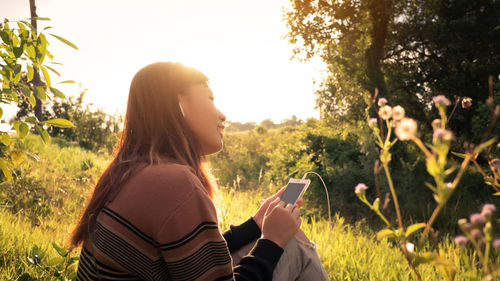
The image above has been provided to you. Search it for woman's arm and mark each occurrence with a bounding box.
[222,217,261,253]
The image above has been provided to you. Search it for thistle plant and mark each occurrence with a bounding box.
[356,85,499,280]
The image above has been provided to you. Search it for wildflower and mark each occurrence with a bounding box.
[368,118,378,128]
[470,213,485,225]
[454,235,468,246]
[378,105,392,120]
[482,203,497,213]
[406,242,415,253]
[482,204,496,219]
[395,118,418,141]
[461,97,472,109]
[431,119,441,130]
[355,183,368,195]
[491,159,500,170]
[433,95,451,107]
[378,98,388,107]
[392,106,405,120]
[433,128,454,142]
[470,229,482,239]
[493,238,500,250]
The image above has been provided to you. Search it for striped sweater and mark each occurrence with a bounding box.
[76,162,283,281]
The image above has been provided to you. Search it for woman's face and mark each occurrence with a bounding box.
[178,84,226,155]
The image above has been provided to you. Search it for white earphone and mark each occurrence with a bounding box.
[178,102,185,117]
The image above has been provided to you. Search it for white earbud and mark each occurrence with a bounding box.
[179,102,185,117]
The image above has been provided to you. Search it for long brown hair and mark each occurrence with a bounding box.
[70,62,214,248]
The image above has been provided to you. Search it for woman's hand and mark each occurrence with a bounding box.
[261,198,301,248]
[253,186,302,230]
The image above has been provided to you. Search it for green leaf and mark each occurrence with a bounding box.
[451,151,466,159]
[0,134,10,146]
[48,33,78,50]
[19,122,29,138]
[413,252,438,267]
[35,124,50,144]
[41,118,74,128]
[57,80,75,84]
[34,86,47,101]
[50,87,66,99]
[473,137,497,155]
[0,30,10,44]
[28,95,36,106]
[0,107,3,119]
[376,229,396,240]
[13,45,24,58]
[25,116,39,123]
[27,65,34,82]
[40,66,51,87]
[29,17,51,21]
[26,45,36,59]
[0,159,12,181]
[52,242,68,257]
[10,150,25,165]
[405,223,426,238]
[493,192,500,196]
[44,65,60,76]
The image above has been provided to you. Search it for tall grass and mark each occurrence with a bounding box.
[0,136,488,280]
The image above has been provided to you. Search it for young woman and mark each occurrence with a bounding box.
[71,62,329,281]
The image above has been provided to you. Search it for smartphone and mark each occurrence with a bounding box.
[280,178,311,205]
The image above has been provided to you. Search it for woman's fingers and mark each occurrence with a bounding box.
[292,206,300,219]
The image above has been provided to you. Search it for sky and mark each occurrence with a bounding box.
[1,0,325,123]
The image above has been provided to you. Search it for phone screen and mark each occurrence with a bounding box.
[280,182,307,205]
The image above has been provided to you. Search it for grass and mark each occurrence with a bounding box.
[0,135,493,280]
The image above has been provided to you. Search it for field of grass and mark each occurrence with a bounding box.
[0,136,491,280]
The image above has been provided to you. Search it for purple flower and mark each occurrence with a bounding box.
[378,98,388,107]
[470,213,485,225]
[433,95,451,107]
[470,229,482,239]
[482,203,496,219]
[493,238,500,250]
[454,235,468,246]
[433,128,454,142]
[491,159,500,170]
[355,183,368,194]
[368,118,378,128]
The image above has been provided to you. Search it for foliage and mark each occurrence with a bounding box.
[284,0,500,133]
[0,17,77,182]
[13,89,122,153]
[0,137,493,280]
[356,91,499,280]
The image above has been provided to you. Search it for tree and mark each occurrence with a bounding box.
[0,15,77,180]
[284,0,500,135]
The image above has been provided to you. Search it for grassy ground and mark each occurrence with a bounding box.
[0,136,491,280]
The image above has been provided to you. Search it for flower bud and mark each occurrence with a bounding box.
[355,183,368,195]
[454,235,468,246]
[470,229,482,239]
[378,98,388,107]
[433,128,455,142]
[378,105,392,120]
[392,105,405,120]
[461,97,472,109]
[470,213,485,226]
[395,118,418,141]
[433,95,451,107]
[493,238,500,250]
[491,159,500,170]
[431,119,441,130]
[368,118,378,128]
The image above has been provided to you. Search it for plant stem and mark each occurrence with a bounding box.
[382,163,403,229]
[418,154,472,245]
